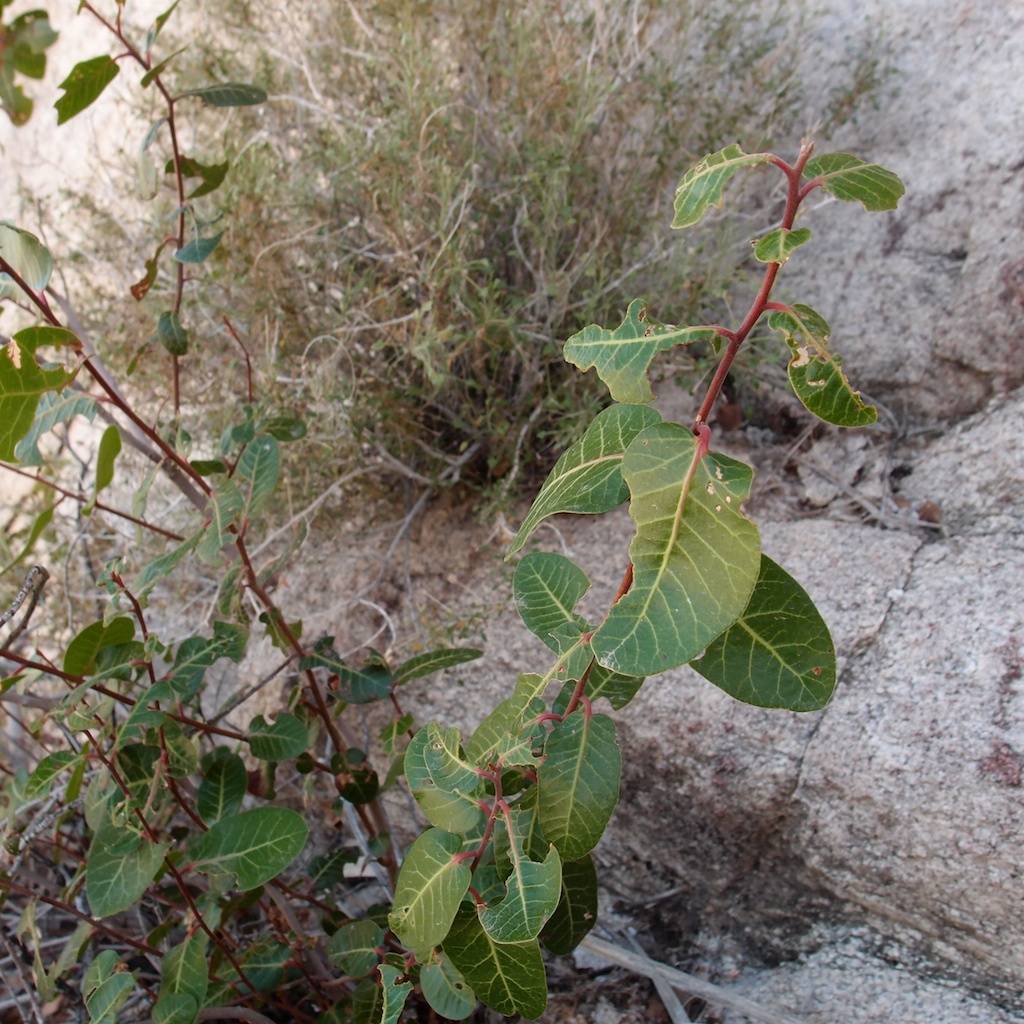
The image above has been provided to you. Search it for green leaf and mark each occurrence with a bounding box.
[804,152,905,211]
[262,414,306,442]
[422,723,482,794]
[308,848,358,891]
[767,303,877,427]
[140,46,186,88]
[157,311,189,356]
[248,712,308,761]
[86,823,168,918]
[55,55,119,124]
[300,639,392,703]
[0,226,53,296]
[752,226,811,264]
[160,934,208,1006]
[152,995,197,1024]
[189,807,308,889]
[465,674,547,767]
[443,905,546,1019]
[553,663,644,713]
[513,551,589,648]
[592,423,761,676]
[63,616,135,676]
[0,329,71,461]
[691,554,836,711]
[83,950,135,1023]
[392,647,482,685]
[197,747,246,824]
[388,828,471,959]
[237,940,291,992]
[13,390,97,465]
[196,478,242,564]
[326,920,383,977]
[420,953,476,1020]
[25,750,80,798]
[146,0,181,49]
[92,424,121,501]
[378,965,413,1024]
[540,854,598,954]
[379,714,414,754]
[509,403,661,556]
[672,143,771,229]
[168,156,230,199]
[168,621,248,698]
[538,710,620,862]
[179,82,267,107]
[235,433,280,517]
[479,811,561,942]
[173,231,223,264]
[404,726,485,834]
[564,299,717,404]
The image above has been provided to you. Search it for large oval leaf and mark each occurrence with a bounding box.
[564,299,717,404]
[691,554,836,711]
[443,905,547,1019]
[592,423,761,676]
[188,807,308,889]
[405,728,484,833]
[388,829,471,959]
[327,920,383,977]
[86,824,168,919]
[54,55,119,124]
[508,402,661,555]
[197,748,246,824]
[537,710,620,861]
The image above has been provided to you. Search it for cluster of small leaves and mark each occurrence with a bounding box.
[0,2,903,1019]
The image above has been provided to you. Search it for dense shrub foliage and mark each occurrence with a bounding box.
[0,2,901,1022]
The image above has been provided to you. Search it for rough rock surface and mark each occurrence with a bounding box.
[786,0,1024,419]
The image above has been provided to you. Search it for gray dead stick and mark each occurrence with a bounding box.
[580,935,801,1024]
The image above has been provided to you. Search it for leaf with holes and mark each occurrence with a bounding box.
[54,55,119,124]
[83,950,135,1023]
[508,403,661,556]
[378,964,413,1024]
[672,143,771,229]
[197,748,246,824]
[691,555,836,711]
[388,828,471,959]
[0,327,72,461]
[480,811,561,942]
[537,710,620,862]
[327,920,383,977]
[540,854,598,954]
[443,905,547,1019]
[592,423,761,676]
[392,647,482,685]
[248,712,308,761]
[767,304,877,427]
[167,621,248,698]
[752,226,811,264]
[564,299,717,404]
[179,83,267,107]
[420,953,476,1020]
[804,152,905,211]
[189,807,308,889]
